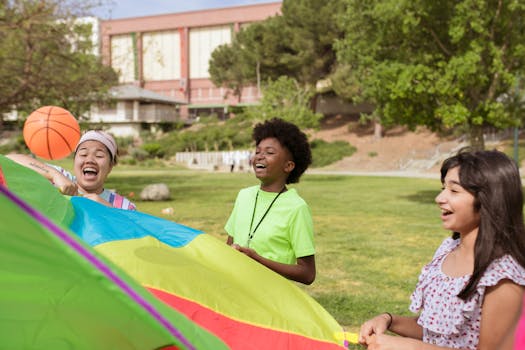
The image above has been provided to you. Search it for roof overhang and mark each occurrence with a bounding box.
[109,85,187,105]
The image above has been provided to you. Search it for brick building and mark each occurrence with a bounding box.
[97,2,281,131]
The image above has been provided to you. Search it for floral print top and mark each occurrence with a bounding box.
[409,237,525,349]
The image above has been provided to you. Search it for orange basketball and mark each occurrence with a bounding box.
[23,106,81,160]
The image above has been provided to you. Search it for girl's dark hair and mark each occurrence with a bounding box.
[440,148,525,300]
[252,118,312,184]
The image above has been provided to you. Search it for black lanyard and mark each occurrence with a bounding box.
[247,186,286,246]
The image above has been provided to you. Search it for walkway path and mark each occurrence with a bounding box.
[307,168,439,179]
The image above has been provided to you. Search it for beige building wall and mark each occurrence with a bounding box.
[111,34,135,83]
[143,31,181,81]
[100,2,282,117]
[189,25,232,79]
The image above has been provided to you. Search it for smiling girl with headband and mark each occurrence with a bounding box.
[7,130,136,210]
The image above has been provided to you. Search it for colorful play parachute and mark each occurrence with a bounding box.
[0,159,228,350]
[0,155,353,349]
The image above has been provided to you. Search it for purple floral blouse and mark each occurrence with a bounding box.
[409,237,525,349]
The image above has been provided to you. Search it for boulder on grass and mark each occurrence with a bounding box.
[140,183,171,201]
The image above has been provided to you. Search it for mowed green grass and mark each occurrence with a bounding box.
[104,167,449,336]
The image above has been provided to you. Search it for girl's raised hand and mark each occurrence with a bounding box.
[359,313,392,345]
[363,333,417,350]
[53,174,78,196]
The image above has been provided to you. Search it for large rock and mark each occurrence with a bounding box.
[140,183,171,201]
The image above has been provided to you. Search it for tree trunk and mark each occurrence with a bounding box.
[256,60,261,97]
[309,94,318,113]
[373,120,383,139]
[236,87,242,103]
[469,124,485,151]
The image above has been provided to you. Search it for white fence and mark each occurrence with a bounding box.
[175,150,252,172]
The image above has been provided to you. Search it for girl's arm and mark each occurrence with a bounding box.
[359,281,524,350]
[388,314,423,339]
[6,153,77,195]
[497,326,517,350]
[478,280,524,350]
[361,333,461,350]
[360,315,450,350]
[359,314,422,343]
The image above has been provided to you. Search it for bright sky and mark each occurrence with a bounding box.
[93,0,282,19]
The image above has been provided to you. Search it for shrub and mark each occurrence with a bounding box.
[152,114,355,169]
[112,135,134,157]
[157,115,253,157]
[0,134,28,154]
[129,147,149,161]
[119,155,137,165]
[142,142,164,158]
[310,139,356,168]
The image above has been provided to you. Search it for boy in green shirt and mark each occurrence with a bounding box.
[225,118,316,284]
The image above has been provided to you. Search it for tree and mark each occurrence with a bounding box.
[0,0,118,123]
[209,16,293,99]
[209,41,247,102]
[209,0,345,103]
[245,76,323,130]
[335,0,525,150]
[235,18,294,86]
[279,0,345,86]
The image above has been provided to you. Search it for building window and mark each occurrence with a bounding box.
[189,25,231,79]
[111,34,135,83]
[143,31,181,81]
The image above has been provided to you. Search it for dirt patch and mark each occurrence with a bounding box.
[312,115,464,173]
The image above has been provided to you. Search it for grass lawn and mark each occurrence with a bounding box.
[102,166,449,338]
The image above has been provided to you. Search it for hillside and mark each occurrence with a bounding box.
[312,115,465,175]
[2,116,516,176]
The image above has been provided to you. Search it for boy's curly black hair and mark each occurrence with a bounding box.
[252,118,312,184]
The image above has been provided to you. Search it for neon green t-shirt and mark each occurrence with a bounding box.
[225,185,315,264]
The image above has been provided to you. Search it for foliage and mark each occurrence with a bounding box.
[0,134,28,154]
[310,139,356,168]
[0,0,118,122]
[279,0,346,86]
[236,18,290,83]
[209,40,251,101]
[156,121,185,133]
[113,135,134,157]
[141,143,164,158]
[148,88,333,162]
[501,136,525,166]
[334,0,525,150]
[130,147,149,161]
[157,115,254,155]
[153,75,329,156]
[209,0,345,96]
[245,76,324,129]
[155,77,325,157]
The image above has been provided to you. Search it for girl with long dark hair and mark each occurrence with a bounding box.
[359,149,525,349]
